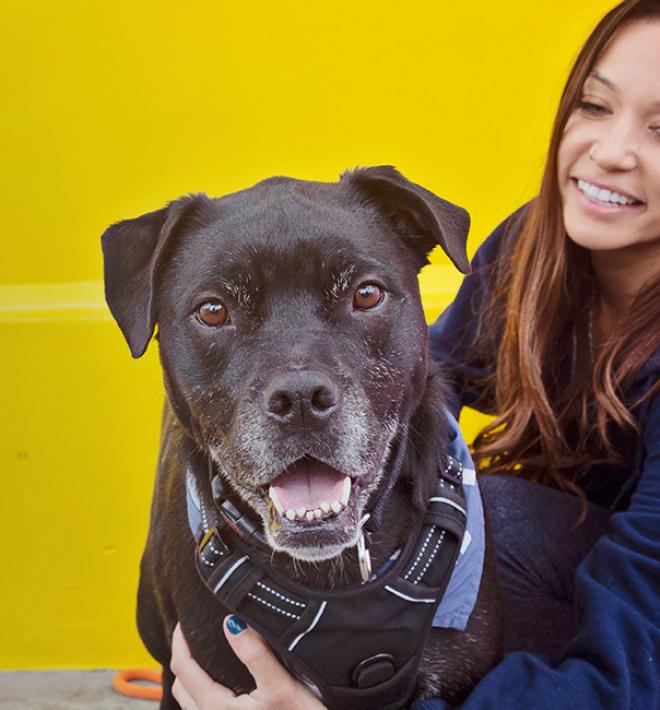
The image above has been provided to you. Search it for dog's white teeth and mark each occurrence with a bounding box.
[283,502,343,523]
[340,476,351,506]
[269,486,284,515]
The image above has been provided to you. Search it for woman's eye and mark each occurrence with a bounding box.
[197,300,230,326]
[577,100,608,116]
[353,283,384,310]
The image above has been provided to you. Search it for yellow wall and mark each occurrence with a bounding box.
[1,0,616,669]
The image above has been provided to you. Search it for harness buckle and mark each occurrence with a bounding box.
[440,455,463,486]
[352,653,396,689]
[197,527,229,570]
[219,498,272,554]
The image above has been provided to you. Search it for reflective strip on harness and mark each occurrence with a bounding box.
[288,600,327,651]
[384,586,436,603]
[213,556,249,594]
[428,496,467,516]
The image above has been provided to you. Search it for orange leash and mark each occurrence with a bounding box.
[113,668,163,700]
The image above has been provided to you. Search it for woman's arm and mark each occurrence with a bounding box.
[415,391,660,710]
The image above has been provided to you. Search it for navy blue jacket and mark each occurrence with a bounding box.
[417,209,660,709]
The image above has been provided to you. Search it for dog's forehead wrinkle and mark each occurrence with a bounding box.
[213,223,385,276]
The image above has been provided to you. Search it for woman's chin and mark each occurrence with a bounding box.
[562,200,649,253]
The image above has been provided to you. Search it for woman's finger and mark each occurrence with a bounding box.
[222,615,298,697]
[171,623,237,708]
[172,676,200,710]
[222,616,327,709]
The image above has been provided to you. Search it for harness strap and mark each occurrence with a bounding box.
[192,454,467,710]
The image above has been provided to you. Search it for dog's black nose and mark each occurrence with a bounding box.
[264,370,340,424]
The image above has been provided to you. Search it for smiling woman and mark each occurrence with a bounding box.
[465,5,660,490]
[427,0,660,707]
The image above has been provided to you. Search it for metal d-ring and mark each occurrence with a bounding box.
[357,514,372,583]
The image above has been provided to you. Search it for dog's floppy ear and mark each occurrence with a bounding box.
[343,165,471,273]
[101,194,214,358]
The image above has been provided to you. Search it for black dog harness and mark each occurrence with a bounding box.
[191,455,467,710]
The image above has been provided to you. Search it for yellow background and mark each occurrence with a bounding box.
[1,0,616,669]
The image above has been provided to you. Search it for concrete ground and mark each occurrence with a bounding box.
[0,671,159,709]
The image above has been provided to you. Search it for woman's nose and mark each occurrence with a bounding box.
[589,117,639,171]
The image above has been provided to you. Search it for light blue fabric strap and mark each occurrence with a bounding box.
[431,410,485,630]
[186,469,206,538]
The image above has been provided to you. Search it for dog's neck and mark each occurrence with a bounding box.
[189,369,450,589]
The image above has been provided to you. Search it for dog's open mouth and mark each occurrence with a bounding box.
[252,446,391,560]
[267,456,352,524]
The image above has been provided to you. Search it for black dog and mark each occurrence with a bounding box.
[102,166,502,708]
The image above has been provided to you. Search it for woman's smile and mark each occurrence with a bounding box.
[570,176,644,214]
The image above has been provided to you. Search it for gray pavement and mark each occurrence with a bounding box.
[0,671,158,709]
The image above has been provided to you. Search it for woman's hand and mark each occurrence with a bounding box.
[170,616,327,710]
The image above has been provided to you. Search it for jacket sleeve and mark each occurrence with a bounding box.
[428,206,526,418]
[414,389,660,710]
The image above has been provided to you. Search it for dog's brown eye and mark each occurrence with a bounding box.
[353,283,384,310]
[197,300,229,327]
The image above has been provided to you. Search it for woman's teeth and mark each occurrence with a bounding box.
[269,476,352,523]
[577,179,638,206]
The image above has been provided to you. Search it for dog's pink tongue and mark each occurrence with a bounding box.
[271,463,345,510]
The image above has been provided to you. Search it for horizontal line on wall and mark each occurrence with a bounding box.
[0,281,111,322]
[0,265,462,323]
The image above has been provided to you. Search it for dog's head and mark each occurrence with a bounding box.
[102,166,469,562]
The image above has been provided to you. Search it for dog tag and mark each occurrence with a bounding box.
[357,531,372,583]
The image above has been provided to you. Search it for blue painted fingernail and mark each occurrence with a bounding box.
[226,615,247,635]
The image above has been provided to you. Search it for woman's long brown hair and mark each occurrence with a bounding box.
[472,0,660,500]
